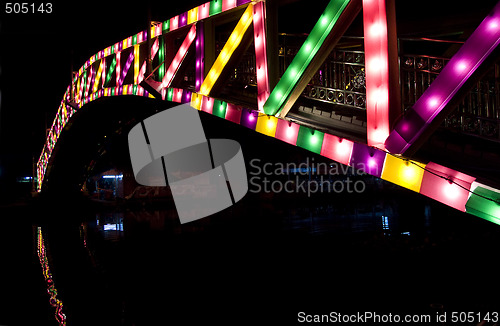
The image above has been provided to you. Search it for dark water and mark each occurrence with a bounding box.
[2,184,500,326]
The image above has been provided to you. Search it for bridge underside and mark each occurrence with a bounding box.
[41,97,176,194]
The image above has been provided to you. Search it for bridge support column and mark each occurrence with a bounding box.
[363,0,401,149]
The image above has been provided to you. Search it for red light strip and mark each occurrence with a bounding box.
[363,0,390,149]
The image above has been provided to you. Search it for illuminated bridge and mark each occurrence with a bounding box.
[37,0,500,225]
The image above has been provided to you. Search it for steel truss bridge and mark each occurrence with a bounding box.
[37,0,500,225]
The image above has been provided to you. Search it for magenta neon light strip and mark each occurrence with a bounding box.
[118,51,135,86]
[78,76,84,102]
[101,59,106,89]
[195,22,205,92]
[88,65,97,96]
[385,1,500,154]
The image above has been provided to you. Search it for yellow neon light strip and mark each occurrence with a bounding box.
[199,4,253,96]
[134,45,140,84]
[93,60,104,93]
[188,7,199,24]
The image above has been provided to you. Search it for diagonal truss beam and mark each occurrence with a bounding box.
[118,50,135,86]
[199,4,254,96]
[162,24,197,87]
[92,60,105,93]
[263,0,362,118]
[385,1,500,155]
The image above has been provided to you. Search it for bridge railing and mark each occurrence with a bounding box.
[279,34,366,111]
[275,34,500,143]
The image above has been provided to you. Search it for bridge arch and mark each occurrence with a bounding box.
[38,0,500,225]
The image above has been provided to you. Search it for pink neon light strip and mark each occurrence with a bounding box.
[198,2,210,20]
[170,15,179,31]
[253,1,270,112]
[223,0,237,11]
[151,38,159,59]
[115,52,121,86]
[162,24,197,87]
[78,76,83,102]
[101,59,106,89]
[363,0,390,149]
[138,63,146,84]
[173,88,183,102]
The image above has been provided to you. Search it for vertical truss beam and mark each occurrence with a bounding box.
[195,21,205,92]
[363,0,400,149]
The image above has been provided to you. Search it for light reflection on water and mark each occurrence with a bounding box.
[36,226,67,326]
[33,190,500,325]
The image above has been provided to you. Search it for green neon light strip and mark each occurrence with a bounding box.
[82,71,87,98]
[210,0,222,16]
[466,185,500,225]
[105,57,117,86]
[159,37,165,81]
[213,99,227,119]
[167,88,174,101]
[163,20,170,33]
[262,0,351,116]
[296,126,324,154]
